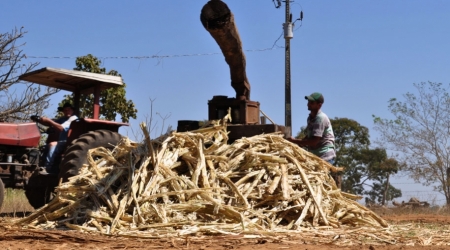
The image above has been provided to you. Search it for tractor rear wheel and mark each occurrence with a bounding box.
[58,130,122,183]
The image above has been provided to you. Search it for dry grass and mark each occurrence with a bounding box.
[371,205,450,217]
[1,188,34,216]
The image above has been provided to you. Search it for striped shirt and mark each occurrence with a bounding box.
[305,110,336,161]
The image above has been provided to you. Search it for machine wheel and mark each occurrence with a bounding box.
[0,178,4,211]
[58,130,122,183]
[25,186,53,210]
[24,173,58,209]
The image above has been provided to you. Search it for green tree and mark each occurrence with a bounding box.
[332,118,401,204]
[364,182,401,206]
[59,54,137,122]
[0,27,58,122]
[372,158,401,205]
[356,149,401,205]
[374,81,450,205]
[331,118,370,195]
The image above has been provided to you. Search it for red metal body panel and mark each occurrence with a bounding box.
[0,122,40,147]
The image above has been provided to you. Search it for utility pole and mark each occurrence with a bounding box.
[275,0,302,138]
[283,0,293,138]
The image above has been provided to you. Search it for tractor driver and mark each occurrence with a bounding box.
[31,103,78,175]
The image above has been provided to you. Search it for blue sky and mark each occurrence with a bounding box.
[4,0,450,205]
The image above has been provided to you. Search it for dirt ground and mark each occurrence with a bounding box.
[1,213,450,250]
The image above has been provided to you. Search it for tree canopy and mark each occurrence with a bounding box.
[0,27,58,122]
[331,118,401,205]
[58,54,137,122]
[331,117,370,195]
[373,81,450,205]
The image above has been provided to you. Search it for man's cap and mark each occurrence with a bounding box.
[57,103,74,112]
[305,92,324,103]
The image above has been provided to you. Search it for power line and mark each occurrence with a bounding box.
[390,183,426,185]
[401,191,437,193]
[26,46,284,60]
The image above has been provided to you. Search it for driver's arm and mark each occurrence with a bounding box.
[36,117,64,132]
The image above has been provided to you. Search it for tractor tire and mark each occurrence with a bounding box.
[25,184,53,210]
[0,178,4,211]
[24,173,59,209]
[58,130,122,183]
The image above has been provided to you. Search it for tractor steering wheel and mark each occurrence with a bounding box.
[30,115,40,123]
[30,115,47,134]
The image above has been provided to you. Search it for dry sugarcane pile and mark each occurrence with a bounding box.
[14,115,388,238]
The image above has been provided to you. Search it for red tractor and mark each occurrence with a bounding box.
[0,67,128,209]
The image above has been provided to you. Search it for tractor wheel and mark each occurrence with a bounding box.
[58,130,122,183]
[0,178,4,211]
[25,186,53,210]
[24,173,59,209]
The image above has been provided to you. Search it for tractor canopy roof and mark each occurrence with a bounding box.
[19,67,123,94]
